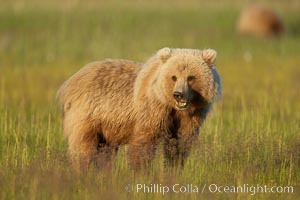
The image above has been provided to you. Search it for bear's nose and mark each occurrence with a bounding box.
[173,91,184,101]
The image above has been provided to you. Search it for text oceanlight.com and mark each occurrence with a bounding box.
[124,183,294,195]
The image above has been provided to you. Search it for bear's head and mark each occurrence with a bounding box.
[152,47,221,111]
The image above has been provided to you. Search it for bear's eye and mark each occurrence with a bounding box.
[187,76,195,82]
[171,76,177,81]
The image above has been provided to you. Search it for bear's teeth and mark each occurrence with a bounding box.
[179,102,187,107]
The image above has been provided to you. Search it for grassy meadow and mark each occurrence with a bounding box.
[0,0,299,199]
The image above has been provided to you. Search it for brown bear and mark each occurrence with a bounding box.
[237,4,284,37]
[57,48,221,169]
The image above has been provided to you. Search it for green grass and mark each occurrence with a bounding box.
[0,0,300,199]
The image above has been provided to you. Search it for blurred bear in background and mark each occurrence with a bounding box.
[237,4,284,38]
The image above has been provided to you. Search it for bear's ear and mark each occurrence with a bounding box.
[157,47,172,63]
[201,49,217,68]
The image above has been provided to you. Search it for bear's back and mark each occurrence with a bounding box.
[58,59,142,124]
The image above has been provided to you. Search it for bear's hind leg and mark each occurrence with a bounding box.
[64,115,101,170]
[127,127,158,170]
[94,133,119,169]
[68,130,99,170]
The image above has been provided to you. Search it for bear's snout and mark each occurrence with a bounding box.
[173,91,189,110]
[173,80,191,110]
[173,91,184,101]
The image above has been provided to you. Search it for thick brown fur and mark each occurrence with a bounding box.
[237,4,284,37]
[57,48,221,169]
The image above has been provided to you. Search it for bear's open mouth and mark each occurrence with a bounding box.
[175,101,189,110]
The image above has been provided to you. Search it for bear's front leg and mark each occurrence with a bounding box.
[127,125,158,170]
[163,123,199,168]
